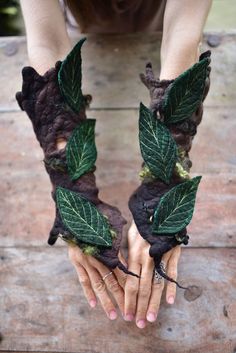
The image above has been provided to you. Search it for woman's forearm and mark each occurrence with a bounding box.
[20,0,71,74]
[26,44,71,75]
[160,0,212,79]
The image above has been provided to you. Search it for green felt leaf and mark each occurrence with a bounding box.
[56,187,112,247]
[152,176,202,234]
[66,119,97,181]
[162,57,210,124]
[139,103,177,184]
[58,38,86,113]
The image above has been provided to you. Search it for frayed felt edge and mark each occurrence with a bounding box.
[155,262,187,290]
[117,261,140,278]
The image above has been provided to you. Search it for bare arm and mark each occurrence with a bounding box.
[20,0,71,74]
[160,0,212,79]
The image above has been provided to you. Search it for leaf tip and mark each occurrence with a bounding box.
[71,37,87,56]
[63,37,87,63]
[56,185,63,195]
[139,101,149,112]
[55,186,65,202]
[139,101,145,109]
[192,175,202,185]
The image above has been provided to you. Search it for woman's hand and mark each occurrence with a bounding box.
[68,222,181,327]
[124,222,181,329]
[68,245,127,320]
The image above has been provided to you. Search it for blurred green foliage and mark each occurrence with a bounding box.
[0,0,22,36]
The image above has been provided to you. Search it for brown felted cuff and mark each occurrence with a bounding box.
[16,62,133,275]
[129,51,211,285]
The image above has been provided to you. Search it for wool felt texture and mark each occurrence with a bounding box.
[16,61,134,275]
[129,51,211,286]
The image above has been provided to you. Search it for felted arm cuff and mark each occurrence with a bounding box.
[16,39,134,276]
[129,51,211,286]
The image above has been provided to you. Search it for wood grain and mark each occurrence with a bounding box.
[0,32,235,353]
[0,33,236,111]
[0,247,235,352]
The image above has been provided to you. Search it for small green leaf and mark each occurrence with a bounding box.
[66,120,97,181]
[58,38,86,113]
[152,176,202,234]
[56,187,112,247]
[162,57,210,124]
[139,103,177,184]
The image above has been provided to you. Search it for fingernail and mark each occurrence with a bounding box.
[168,296,175,304]
[109,310,117,320]
[136,319,146,329]
[147,312,157,322]
[89,299,96,308]
[124,313,134,322]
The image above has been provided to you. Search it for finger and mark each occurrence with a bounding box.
[87,266,118,320]
[113,267,127,289]
[119,252,127,267]
[74,263,97,308]
[166,246,181,304]
[113,253,127,289]
[135,259,154,329]
[161,248,173,264]
[97,266,125,314]
[124,263,141,322]
[88,251,127,289]
[146,269,165,323]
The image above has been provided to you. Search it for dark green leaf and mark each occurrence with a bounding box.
[58,38,86,113]
[162,57,210,124]
[152,176,202,234]
[56,187,112,247]
[66,119,97,181]
[139,103,177,184]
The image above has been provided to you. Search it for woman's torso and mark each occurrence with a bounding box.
[65,0,167,33]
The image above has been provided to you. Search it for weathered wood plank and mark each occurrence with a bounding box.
[0,247,235,352]
[0,33,236,111]
[0,109,235,247]
[191,107,236,174]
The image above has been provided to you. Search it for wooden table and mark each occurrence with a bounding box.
[0,33,236,353]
